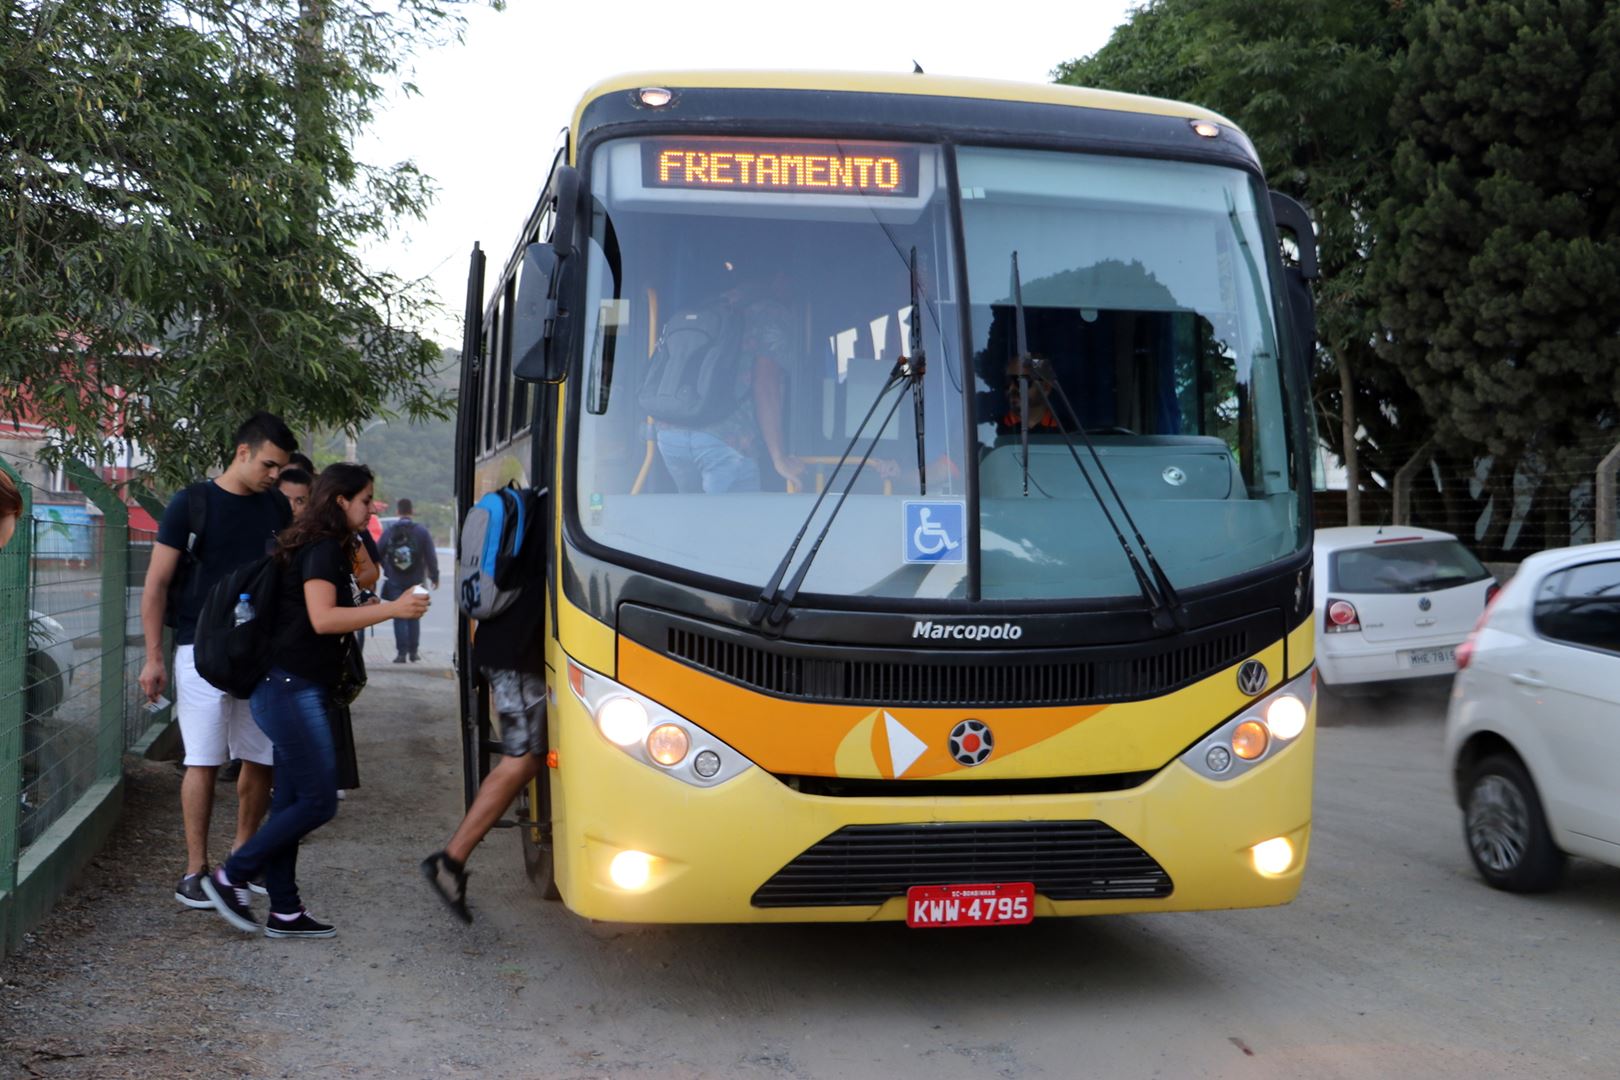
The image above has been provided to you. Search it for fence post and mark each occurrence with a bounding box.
[1392,440,1433,527]
[64,462,127,782]
[1597,441,1620,544]
[0,456,32,896]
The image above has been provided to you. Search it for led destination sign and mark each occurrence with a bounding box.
[642,140,920,197]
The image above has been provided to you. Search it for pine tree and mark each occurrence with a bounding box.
[1377,0,1620,549]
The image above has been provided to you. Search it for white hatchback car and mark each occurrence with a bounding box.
[1445,540,1620,891]
[1313,526,1497,689]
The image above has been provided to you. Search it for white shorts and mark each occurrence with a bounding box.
[174,644,274,767]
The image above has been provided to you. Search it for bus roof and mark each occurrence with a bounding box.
[573,69,1238,140]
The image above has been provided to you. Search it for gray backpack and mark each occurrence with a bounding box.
[635,301,746,425]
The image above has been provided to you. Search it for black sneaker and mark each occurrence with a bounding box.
[409,652,421,663]
[264,910,336,939]
[421,851,472,924]
[175,867,212,909]
[200,869,260,933]
[392,653,407,664]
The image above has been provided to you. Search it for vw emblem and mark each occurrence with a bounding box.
[1418,597,1432,612]
[1162,466,1187,487]
[948,719,994,767]
[1237,660,1269,696]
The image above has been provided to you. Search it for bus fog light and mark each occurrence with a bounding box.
[1205,745,1232,773]
[609,850,654,890]
[1266,695,1307,740]
[647,723,690,766]
[693,750,721,778]
[1252,837,1294,875]
[597,697,649,746]
[1231,720,1269,760]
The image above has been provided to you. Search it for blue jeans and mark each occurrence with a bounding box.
[656,429,761,493]
[382,579,421,656]
[224,668,339,914]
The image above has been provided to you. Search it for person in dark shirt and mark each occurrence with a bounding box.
[200,463,430,938]
[421,511,545,924]
[141,412,296,910]
[378,497,440,663]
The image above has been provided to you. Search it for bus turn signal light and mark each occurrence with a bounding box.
[1231,720,1269,760]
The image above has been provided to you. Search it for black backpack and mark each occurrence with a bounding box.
[192,555,283,699]
[384,524,419,573]
[165,482,292,628]
[635,301,746,425]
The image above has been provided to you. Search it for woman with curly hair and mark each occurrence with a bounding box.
[200,462,430,938]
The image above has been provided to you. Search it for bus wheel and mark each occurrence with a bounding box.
[515,783,561,901]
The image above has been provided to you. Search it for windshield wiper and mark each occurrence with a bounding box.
[748,360,919,630]
[908,246,927,496]
[1009,252,1185,632]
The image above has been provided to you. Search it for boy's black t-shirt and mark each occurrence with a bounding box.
[471,523,546,676]
[269,537,359,685]
[156,483,288,645]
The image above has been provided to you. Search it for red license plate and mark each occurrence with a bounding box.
[906,882,1035,928]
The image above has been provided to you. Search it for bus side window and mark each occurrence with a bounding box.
[496,276,515,445]
[482,300,502,454]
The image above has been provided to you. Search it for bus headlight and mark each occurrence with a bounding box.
[597,697,649,746]
[567,659,754,788]
[646,723,690,766]
[1266,695,1307,740]
[1180,668,1314,781]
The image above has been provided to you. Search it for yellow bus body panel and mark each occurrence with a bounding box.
[547,630,1314,923]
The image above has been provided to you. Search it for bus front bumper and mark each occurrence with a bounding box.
[551,706,1314,923]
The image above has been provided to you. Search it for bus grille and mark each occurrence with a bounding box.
[751,821,1173,907]
[663,622,1253,707]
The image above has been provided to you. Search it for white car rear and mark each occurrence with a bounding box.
[1444,540,1620,891]
[1313,527,1497,687]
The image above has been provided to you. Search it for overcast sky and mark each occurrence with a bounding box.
[357,0,1138,347]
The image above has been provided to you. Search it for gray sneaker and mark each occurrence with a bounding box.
[175,867,212,909]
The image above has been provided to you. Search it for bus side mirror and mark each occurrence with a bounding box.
[513,165,581,383]
[512,242,565,382]
[1269,191,1318,383]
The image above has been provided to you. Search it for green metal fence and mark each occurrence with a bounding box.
[0,449,167,956]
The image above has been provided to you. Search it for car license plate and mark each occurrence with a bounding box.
[1402,645,1456,668]
[906,882,1034,928]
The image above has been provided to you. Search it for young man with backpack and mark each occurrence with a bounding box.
[378,498,439,663]
[421,484,545,923]
[139,412,297,910]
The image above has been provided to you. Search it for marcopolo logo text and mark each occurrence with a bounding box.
[912,621,1023,642]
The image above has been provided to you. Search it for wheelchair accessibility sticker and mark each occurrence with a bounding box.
[903,501,966,564]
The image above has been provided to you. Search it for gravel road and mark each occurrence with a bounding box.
[3,658,1617,1079]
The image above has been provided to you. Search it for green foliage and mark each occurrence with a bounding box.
[0,0,486,487]
[1376,0,1620,479]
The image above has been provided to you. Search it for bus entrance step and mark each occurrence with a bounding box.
[490,819,518,829]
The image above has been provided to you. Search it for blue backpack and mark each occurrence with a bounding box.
[457,484,544,619]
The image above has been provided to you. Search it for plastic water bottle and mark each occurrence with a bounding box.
[233,593,254,627]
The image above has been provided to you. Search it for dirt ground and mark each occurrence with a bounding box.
[4,660,1618,1080]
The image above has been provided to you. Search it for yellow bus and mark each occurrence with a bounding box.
[455,70,1321,925]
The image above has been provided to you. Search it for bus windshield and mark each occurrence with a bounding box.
[574,137,1304,602]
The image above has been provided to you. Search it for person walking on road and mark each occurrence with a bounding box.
[140,413,297,911]
[200,463,430,938]
[378,498,439,663]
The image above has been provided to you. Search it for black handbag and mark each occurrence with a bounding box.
[331,632,368,707]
